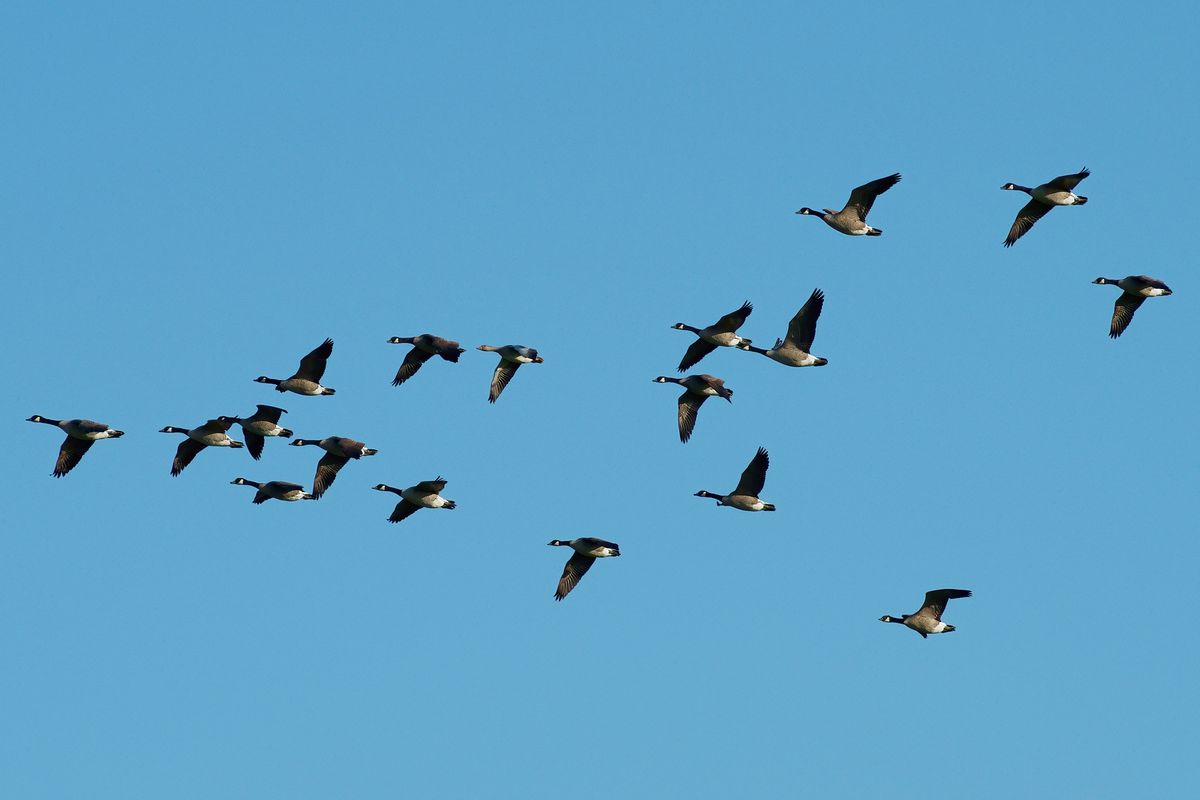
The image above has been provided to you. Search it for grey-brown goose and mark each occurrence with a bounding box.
[160,418,244,477]
[1093,276,1173,338]
[1002,167,1089,247]
[738,289,827,367]
[254,338,336,396]
[477,344,543,403]
[227,405,292,460]
[548,538,620,601]
[372,477,456,523]
[694,447,774,511]
[229,478,314,503]
[387,334,465,386]
[795,173,901,236]
[652,374,732,443]
[880,589,972,638]
[27,416,124,477]
[289,436,378,499]
[672,301,753,371]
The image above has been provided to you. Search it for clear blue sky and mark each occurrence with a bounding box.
[3,2,1198,797]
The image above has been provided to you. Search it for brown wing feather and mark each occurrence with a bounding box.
[488,360,521,403]
[1004,198,1053,247]
[677,338,718,372]
[919,589,972,620]
[733,447,769,497]
[53,436,94,477]
[414,477,448,493]
[712,301,753,332]
[784,289,824,352]
[393,347,435,386]
[1048,167,1089,192]
[171,438,207,477]
[677,392,708,443]
[244,432,265,461]
[845,173,901,220]
[389,499,421,523]
[1110,294,1145,338]
[295,338,333,382]
[312,452,349,499]
[554,553,595,601]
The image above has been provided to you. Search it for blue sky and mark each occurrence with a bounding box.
[3,2,1198,797]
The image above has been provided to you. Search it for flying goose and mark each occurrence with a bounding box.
[795,173,901,236]
[387,334,465,386]
[1093,276,1173,338]
[738,289,827,367]
[672,301,753,371]
[477,344,543,403]
[548,538,620,601]
[652,374,732,443]
[226,404,292,460]
[880,589,972,638]
[229,478,314,503]
[371,477,456,523]
[160,418,244,476]
[254,338,336,395]
[694,447,775,511]
[1001,167,1089,247]
[288,436,378,499]
[27,416,124,477]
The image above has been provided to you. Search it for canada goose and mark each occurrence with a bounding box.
[254,338,336,395]
[880,589,972,638]
[738,289,827,367]
[795,173,901,236]
[387,334,465,386]
[371,477,456,523]
[652,374,732,443]
[694,447,775,511]
[226,405,292,460]
[477,344,544,403]
[1093,276,1173,338]
[160,418,244,476]
[289,436,378,499]
[27,416,124,477]
[672,301,753,371]
[547,538,620,601]
[1001,167,1089,247]
[229,477,314,503]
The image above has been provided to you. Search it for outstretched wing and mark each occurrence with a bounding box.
[296,338,334,382]
[919,589,972,621]
[845,173,901,221]
[733,447,770,497]
[1048,167,1089,192]
[711,301,753,333]
[244,432,266,461]
[393,347,435,386]
[251,404,287,424]
[1004,198,1053,247]
[677,392,708,443]
[488,360,521,403]
[389,499,421,523]
[415,477,448,493]
[312,452,349,499]
[554,553,595,601]
[783,289,824,353]
[1110,294,1146,339]
[171,439,207,477]
[677,338,718,372]
[53,436,94,477]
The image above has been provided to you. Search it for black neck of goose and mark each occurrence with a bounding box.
[162,426,188,434]
[1009,184,1032,194]
[259,377,282,386]
[30,416,61,425]
[293,439,317,446]
[676,324,700,334]
[884,615,905,624]
[742,344,768,355]
[696,491,721,499]
[657,377,683,385]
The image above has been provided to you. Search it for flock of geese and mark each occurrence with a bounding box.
[26,168,1173,630]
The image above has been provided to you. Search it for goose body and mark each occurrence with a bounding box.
[880,589,972,638]
[694,447,775,511]
[795,173,900,236]
[1093,275,1172,338]
[672,301,753,371]
[478,344,543,403]
[230,477,314,503]
[1001,167,1089,247]
[388,334,465,386]
[739,289,827,367]
[160,418,244,476]
[547,537,621,601]
[372,477,456,523]
[226,404,292,460]
[289,436,378,499]
[255,338,336,395]
[27,415,125,477]
[652,374,732,443]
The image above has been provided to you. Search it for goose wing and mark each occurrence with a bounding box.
[844,173,901,221]
[393,346,435,386]
[53,436,94,477]
[783,289,824,352]
[918,588,972,621]
[677,338,718,372]
[243,432,266,460]
[429,336,464,361]
[1047,167,1089,192]
[554,552,595,601]
[250,404,287,424]
[414,477,448,494]
[1004,198,1053,247]
[295,338,333,382]
[488,360,522,403]
[171,438,207,477]
[388,499,421,523]
[1110,293,1146,338]
[733,447,770,497]
[711,301,753,332]
[677,391,709,443]
[312,452,350,499]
